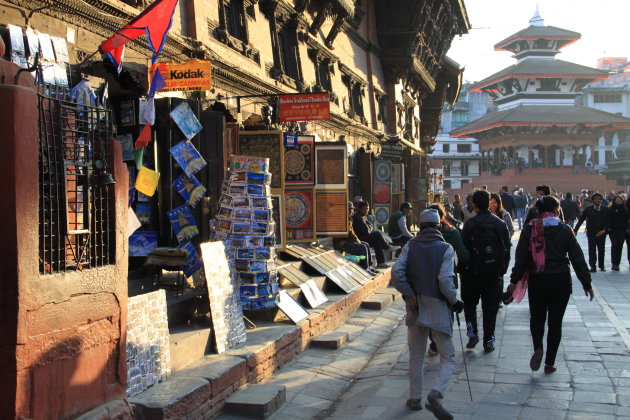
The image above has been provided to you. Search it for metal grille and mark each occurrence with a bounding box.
[39,85,115,274]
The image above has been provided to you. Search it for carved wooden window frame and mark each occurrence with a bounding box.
[263,2,305,89]
[214,0,261,64]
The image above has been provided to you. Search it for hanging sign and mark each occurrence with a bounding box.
[278,93,330,122]
[150,60,212,93]
[379,142,404,162]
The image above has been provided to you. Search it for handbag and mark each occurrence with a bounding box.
[512,271,529,303]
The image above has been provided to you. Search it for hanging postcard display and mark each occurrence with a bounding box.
[200,241,247,353]
[211,155,280,311]
[173,173,206,208]
[284,135,315,186]
[169,140,207,177]
[237,131,284,190]
[167,205,199,243]
[284,188,316,243]
[170,102,203,140]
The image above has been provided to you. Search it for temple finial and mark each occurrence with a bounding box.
[529,5,544,27]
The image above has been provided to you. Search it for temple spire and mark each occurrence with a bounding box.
[529,5,544,27]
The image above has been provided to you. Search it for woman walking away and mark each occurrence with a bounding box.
[506,197,594,374]
[490,193,515,238]
[609,195,630,271]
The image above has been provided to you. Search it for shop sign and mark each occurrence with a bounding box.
[278,93,330,122]
[150,60,211,92]
[379,142,404,162]
[284,133,298,147]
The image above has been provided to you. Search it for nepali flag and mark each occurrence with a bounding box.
[99,0,179,73]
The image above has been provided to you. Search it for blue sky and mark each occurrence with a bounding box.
[448,0,630,83]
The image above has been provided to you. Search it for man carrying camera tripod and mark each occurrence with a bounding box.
[392,209,464,420]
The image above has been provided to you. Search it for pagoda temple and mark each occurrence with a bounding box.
[451,9,630,193]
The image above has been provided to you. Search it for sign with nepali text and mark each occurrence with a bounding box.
[278,93,330,122]
[150,60,212,93]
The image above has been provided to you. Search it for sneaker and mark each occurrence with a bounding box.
[544,364,557,374]
[589,267,597,273]
[466,335,479,349]
[530,348,543,371]
[483,338,495,353]
[406,398,423,411]
[612,265,620,271]
[425,390,453,420]
[375,263,389,269]
[600,267,606,272]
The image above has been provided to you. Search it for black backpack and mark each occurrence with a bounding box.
[470,219,506,275]
[516,194,527,208]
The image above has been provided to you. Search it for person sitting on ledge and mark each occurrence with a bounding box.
[352,201,390,269]
[388,202,415,247]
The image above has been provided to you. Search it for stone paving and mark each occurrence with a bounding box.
[219,231,630,420]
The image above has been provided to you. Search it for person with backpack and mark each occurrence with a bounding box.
[461,190,511,353]
[392,209,464,419]
[560,192,580,228]
[506,196,593,373]
[515,189,529,230]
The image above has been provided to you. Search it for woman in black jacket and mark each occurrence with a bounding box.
[507,197,594,374]
[609,195,630,271]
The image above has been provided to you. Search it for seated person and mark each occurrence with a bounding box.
[352,201,390,269]
[333,202,377,274]
[387,202,414,246]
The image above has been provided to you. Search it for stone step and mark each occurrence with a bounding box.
[310,331,349,349]
[374,287,400,302]
[223,384,286,419]
[169,323,213,372]
[361,293,394,310]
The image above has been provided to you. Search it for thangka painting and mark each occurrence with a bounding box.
[170,102,203,140]
[374,160,392,205]
[284,135,314,186]
[315,143,347,190]
[284,188,316,243]
[167,205,199,243]
[315,191,348,236]
[374,205,390,228]
[169,140,207,177]
[237,131,284,189]
[173,173,206,208]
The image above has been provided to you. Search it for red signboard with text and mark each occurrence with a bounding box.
[278,93,331,122]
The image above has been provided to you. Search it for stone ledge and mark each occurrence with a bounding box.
[361,294,393,310]
[128,268,391,419]
[310,331,349,349]
[223,384,286,418]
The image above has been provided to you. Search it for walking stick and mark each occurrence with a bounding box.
[455,312,473,402]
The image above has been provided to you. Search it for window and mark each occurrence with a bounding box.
[594,94,622,103]
[443,179,452,189]
[341,67,367,123]
[442,144,450,153]
[457,144,471,153]
[278,26,300,81]
[225,0,247,42]
[443,162,451,176]
[213,0,260,63]
[461,161,469,176]
[538,78,560,91]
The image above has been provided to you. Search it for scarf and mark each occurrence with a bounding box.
[529,212,561,272]
[412,227,445,243]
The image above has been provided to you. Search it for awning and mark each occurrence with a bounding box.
[74,60,149,96]
[441,56,463,105]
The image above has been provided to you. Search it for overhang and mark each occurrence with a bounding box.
[494,25,581,51]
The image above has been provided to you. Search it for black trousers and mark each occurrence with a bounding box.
[610,230,626,267]
[461,273,502,342]
[343,241,373,269]
[363,231,388,264]
[528,273,571,366]
[587,233,606,269]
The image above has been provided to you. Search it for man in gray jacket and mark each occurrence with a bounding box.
[392,209,464,420]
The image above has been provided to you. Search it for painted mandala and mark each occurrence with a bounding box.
[375,161,391,182]
[285,193,310,226]
[375,207,389,224]
[285,150,306,175]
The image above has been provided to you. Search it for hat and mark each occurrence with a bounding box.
[401,202,412,210]
[347,201,354,209]
[419,209,440,225]
[352,196,363,204]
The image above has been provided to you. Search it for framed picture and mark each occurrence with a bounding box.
[315,190,348,236]
[374,205,390,228]
[119,100,136,127]
[284,188,316,243]
[315,143,347,190]
[284,135,315,186]
[237,131,284,190]
[270,194,286,250]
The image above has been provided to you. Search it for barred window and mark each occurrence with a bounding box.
[594,94,622,103]
[39,87,115,274]
[225,0,247,42]
[278,25,300,81]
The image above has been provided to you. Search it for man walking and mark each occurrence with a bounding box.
[392,209,463,420]
[560,192,580,228]
[352,201,390,269]
[388,202,414,246]
[515,188,529,230]
[500,185,517,220]
[461,190,511,352]
[574,193,610,272]
[525,185,565,224]
[452,194,464,222]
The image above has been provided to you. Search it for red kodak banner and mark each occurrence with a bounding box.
[278,93,331,122]
[150,60,212,92]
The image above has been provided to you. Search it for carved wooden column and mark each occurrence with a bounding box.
[325,11,348,49]
[310,1,333,34]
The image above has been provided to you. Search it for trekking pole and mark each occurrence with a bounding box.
[455,312,473,402]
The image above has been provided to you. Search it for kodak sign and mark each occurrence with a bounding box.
[151,60,212,92]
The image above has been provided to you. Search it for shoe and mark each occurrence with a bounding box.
[589,267,597,273]
[428,342,439,355]
[483,338,495,353]
[425,390,453,420]
[375,263,389,269]
[530,348,543,371]
[600,267,606,272]
[612,265,620,271]
[466,335,479,349]
[544,364,557,374]
[406,398,423,411]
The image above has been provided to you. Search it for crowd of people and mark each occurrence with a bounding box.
[384,184,630,420]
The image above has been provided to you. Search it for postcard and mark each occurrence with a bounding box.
[218,205,233,218]
[254,272,270,284]
[230,183,246,195]
[251,196,271,208]
[230,235,246,248]
[239,272,256,283]
[169,140,207,177]
[240,285,258,297]
[249,260,266,273]
[263,236,275,247]
[247,184,264,196]
[230,155,269,173]
[253,209,270,222]
[229,171,247,182]
[233,196,250,207]
[173,173,206,208]
[220,193,233,206]
[118,134,134,161]
[129,231,158,257]
[135,203,152,224]
[217,218,232,232]
[235,259,249,271]
[236,248,255,259]
[170,102,203,140]
[255,247,271,260]
[245,236,263,247]
[232,222,251,234]
[166,205,199,243]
